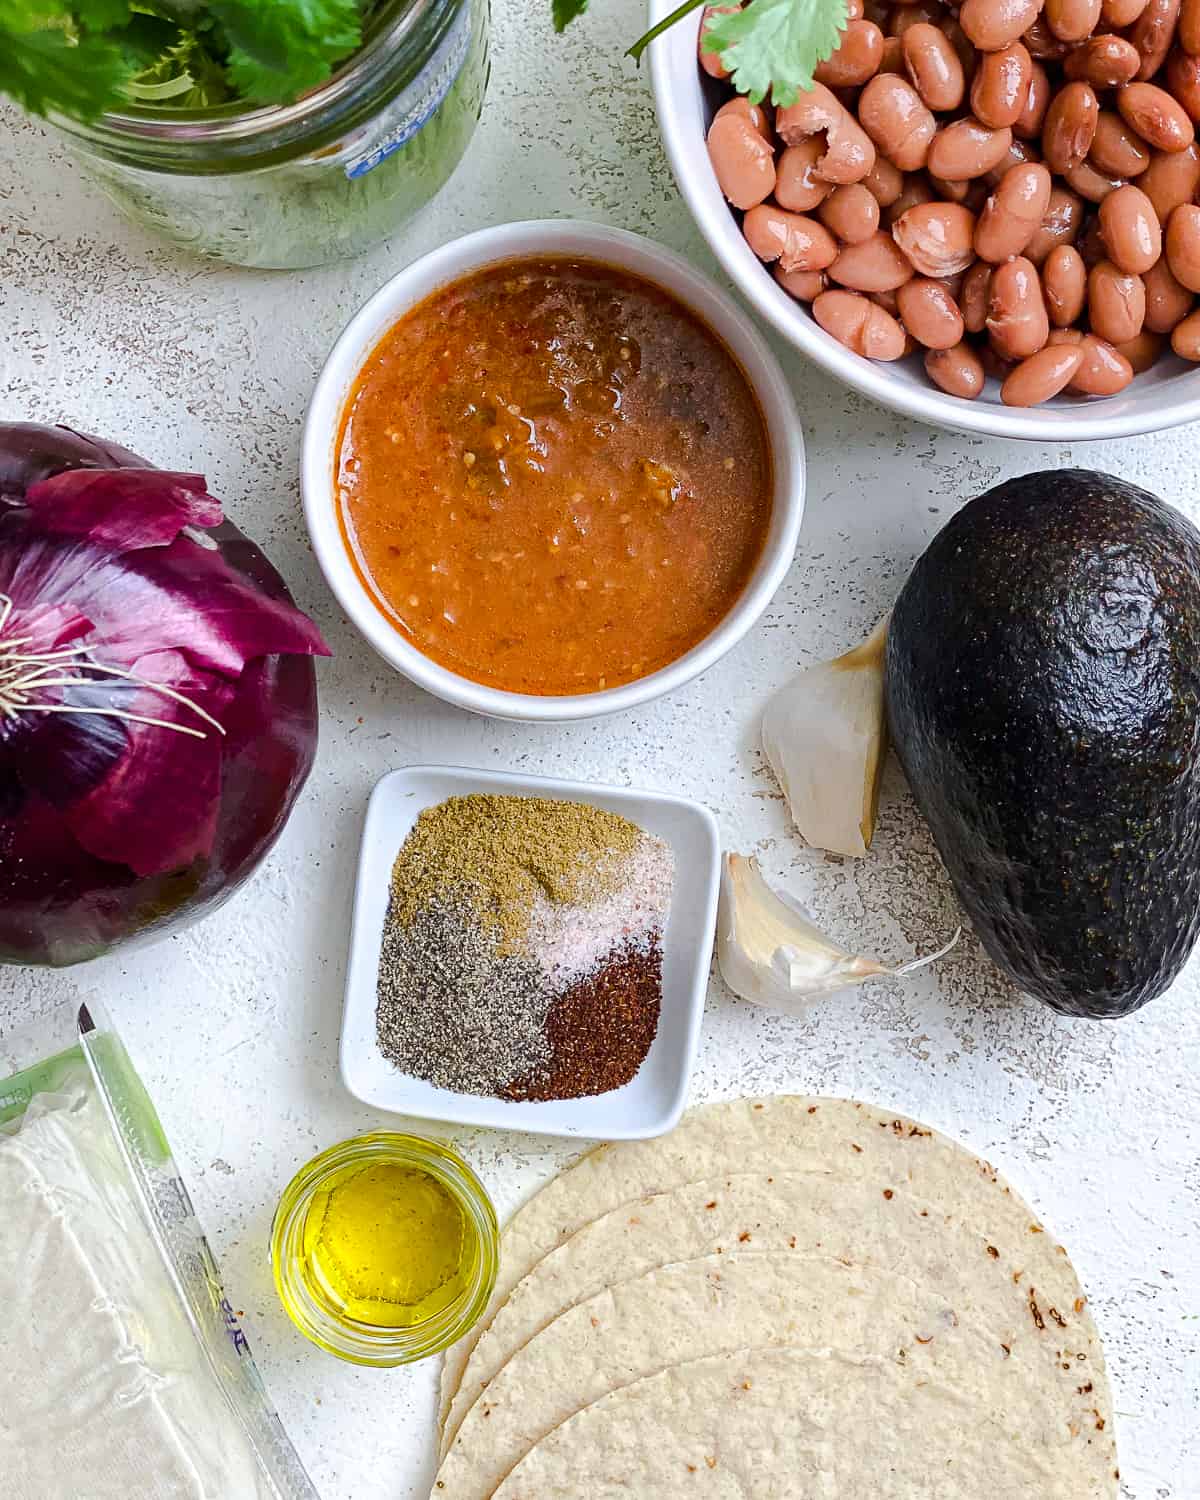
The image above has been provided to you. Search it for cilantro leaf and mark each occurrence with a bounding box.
[0,21,129,118]
[72,0,132,32]
[215,0,360,101]
[553,0,588,29]
[702,0,849,105]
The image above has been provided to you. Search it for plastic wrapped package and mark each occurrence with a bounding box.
[0,1002,319,1500]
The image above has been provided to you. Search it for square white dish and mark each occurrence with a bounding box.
[339,765,720,1140]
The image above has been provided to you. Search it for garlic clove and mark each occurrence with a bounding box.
[761,614,890,858]
[717,853,959,1014]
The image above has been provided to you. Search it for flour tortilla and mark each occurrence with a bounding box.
[491,1346,1118,1499]
[433,1251,1116,1500]
[442,1170,1108,1456]
[439,1096,1098,1430]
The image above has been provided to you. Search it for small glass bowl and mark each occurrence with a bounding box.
[271,1131,498,1366]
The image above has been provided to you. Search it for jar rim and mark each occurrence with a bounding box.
[75,0,459,150]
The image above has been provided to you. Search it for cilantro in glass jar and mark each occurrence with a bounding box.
[42,0,489,270]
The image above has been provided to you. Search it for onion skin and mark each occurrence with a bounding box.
[0,423,325,967]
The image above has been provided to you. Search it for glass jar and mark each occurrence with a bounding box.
[52,0,490,269]
[270,1131,499,1366]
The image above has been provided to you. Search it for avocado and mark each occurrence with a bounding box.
[885,469,1200,1019]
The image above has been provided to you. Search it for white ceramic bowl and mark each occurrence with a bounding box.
[302,219,805,721]
[648,2,1200,441]
[339,764,720,1140]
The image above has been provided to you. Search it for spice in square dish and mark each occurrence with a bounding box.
[375,794,673,1101]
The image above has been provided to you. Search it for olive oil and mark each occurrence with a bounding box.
[272,1132,498,1365]
[300,1162,468,1328]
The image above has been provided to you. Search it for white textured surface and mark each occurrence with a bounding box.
[0,2,1197,1495]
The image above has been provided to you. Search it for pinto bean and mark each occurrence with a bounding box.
[707,114,777,210]
[960,259,994,329]
[896,275,968,344]
[1098,184,1162,273]
[775,141,833,211]
[970,42,1033,127]
[828,229,918,288]
[1069,335,1136,392]
[925,341,987,394]
[1100,0,1148,24]
[776,82,878,183]
[960,0,1042,50]
[1090,112,1151,178]
[1113,328,1166,367]
[743,205,840,271]
[1182,0,1200,50]
[1143,253,1195,328]
[903,22,967,108]
[1128,0,1181,79]
[1042,243,1088,322]
[892,200,979,273]
[858,74,938,169]
[928,117,1015,178]
[819,183,883,242]
[1013,61,1052,139]
[1166,202,1200,288]
[1167,49,1200,124]
[988,254,1051,356]
[774,265,828,301]
[816,19,887,85]
[1045,0,1102,42]
[1088,258,1148,340]
[1025,185,1085,262]
[862,155,907,204]
[974,160,1054,259]
[715,96,775,144]
[813,289,909,356]
[1064,159,1127,201]
[1063,34,1142,86]
[1042,82,1100,172]
[1170,305,1200,355]
[1139,143,1200,219]
[1118,83,1196,152]
[886,172,936,222]
[1001,342,1085,402]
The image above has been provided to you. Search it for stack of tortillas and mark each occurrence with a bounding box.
[431,1095,1118,1498]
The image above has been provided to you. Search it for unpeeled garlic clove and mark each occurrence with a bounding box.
[761,615,889,858]
[717,853,959,1014]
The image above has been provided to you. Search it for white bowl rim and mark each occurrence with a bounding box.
[647,4,1200,443]
[301,217,805,722]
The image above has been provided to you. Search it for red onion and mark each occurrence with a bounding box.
[0,422,330,966]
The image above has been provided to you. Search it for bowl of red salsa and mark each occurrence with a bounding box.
[302,219,805,721]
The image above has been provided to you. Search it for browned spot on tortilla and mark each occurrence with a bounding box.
[705,1456,717,1469]
[987,1245,999,1258]
[789,1236,797,1249]
[916,1334,933,1344]
[883,1189,894,1200]
[1077,1382,1093,1395]
[739,1231,752,1243]
[1000,1343,1011,1357]
[1048,1306,1067,1328]
[851,1143,863,1154]
[1028,1289,1046,1331]
[706,1201,718,1210]
[1029,1224,1044,1234]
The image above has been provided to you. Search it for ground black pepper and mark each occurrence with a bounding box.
[501,938,663,1102]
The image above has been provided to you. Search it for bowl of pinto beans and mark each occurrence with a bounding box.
[648,0,1200,438]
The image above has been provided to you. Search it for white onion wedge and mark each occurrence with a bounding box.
[761,615,889,858]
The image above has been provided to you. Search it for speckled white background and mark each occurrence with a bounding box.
[1,1,1198,1495]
